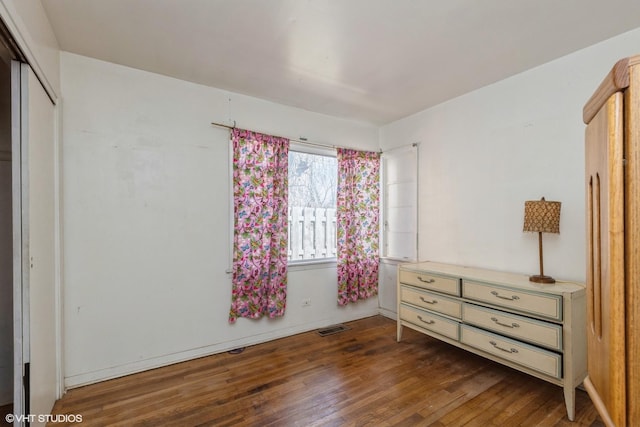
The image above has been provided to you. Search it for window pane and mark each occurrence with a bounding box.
[288,151,337,261]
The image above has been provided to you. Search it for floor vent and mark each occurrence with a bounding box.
[316,324,350,337]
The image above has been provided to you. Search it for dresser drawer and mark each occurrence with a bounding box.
[400,304,460,341]
[399,269,460,296]
[462,280,562,321]
[462,304,562,351]
[401,286,462,319]
[460,325,562,379]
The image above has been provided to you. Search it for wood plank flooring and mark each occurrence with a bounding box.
[49,315,603,426]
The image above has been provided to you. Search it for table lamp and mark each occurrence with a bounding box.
[523,197,561,283]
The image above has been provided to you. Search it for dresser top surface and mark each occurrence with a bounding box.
[400,261,585,295]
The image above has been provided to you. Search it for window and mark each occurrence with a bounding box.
[288,144,337,262]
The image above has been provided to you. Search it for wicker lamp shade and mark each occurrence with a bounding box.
[523,197,561,284]
[523,198,561,234]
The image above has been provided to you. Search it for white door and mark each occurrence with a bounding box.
[12,61,58,426]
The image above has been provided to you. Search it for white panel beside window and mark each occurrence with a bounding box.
[381,144,418,261]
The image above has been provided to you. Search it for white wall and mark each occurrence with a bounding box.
[60,52,380,388]
[0,0,60,100]
[380,27,640,297]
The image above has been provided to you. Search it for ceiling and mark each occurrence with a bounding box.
[41,0,640,125]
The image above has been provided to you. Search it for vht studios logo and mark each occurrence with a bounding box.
[5,413,83,423]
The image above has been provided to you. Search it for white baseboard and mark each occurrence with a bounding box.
[378,307,397,320]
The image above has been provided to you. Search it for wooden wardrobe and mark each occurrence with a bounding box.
[583,56,640,427]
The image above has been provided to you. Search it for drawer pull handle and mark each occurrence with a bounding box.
[491,290,520,301]
[420,297,437,304]
[490,317,520,329]
[418,276,436,284]
[417,315,435,325]
[489,340,519,354]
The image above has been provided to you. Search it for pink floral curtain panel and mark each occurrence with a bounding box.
[229,128,289,323]
[336,148,381,305]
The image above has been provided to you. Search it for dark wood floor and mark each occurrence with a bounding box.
[49,315,603,426]
[1,404,12,427]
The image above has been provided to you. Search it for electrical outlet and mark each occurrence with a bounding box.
[302,298,311,307]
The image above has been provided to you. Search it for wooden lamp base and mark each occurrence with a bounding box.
[529,274,556,284]
[530,231,555,284]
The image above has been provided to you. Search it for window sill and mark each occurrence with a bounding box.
[288,258,337,271]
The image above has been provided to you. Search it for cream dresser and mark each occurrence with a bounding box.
[397,261,587,421]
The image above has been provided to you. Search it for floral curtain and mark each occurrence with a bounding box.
[229,128,289,323]
[336,148,381,305]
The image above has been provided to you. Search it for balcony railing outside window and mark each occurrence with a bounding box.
[288,206,336,261]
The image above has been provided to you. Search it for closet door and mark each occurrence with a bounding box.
[584,91,625,427]
[25,62,57,426]
[12,61,57,426]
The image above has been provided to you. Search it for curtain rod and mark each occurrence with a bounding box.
[211,121,381,153]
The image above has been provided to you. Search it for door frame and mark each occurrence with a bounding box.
[11,59,27,423]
